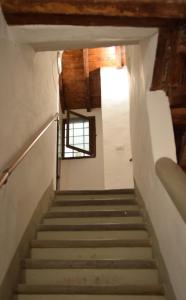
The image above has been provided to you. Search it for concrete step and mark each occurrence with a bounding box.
[16,284,164,296]
[38,223,147,231]
[49,205,140,212]
[22,259,157,270]
[24,269,160,285]
[16,295,166,300]
[52,199,137,207]
[37,230,149,240]
[31,246,153,260]
[55,192,135,201]
[44,209,142,218]
[31,239,151,248]
[42,216,144,225]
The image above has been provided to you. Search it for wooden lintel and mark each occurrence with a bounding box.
[3,13,181,27]
[2,1,186,27]
[83,49,91,112]
[2,1,186,19]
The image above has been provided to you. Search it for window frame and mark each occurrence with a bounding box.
[62,115,96,160]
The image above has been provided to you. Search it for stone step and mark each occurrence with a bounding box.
[37,230,149,241]
[52,199,137,207]
[31,239,151,248]
[22,259,157,270]
[44,210,142,218]
[37,223,146,231]
[55,191,135,201]
[24,269,160,285]
[16,295,166,300]
[49,205,139,212]
[42,216,144,225]
[16,284,164,296]
[31,246,153,260]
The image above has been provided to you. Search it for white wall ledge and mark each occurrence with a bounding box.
[156,157,186,223]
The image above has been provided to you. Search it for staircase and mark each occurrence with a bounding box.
[15,190,166,300]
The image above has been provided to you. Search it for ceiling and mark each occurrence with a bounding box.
[61,46,125,111]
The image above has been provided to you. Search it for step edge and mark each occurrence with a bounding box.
[22,258,157,269]
[37,223,147,232]
[30,239,152,248]
[56,189,135,195]
[15,284,165,295]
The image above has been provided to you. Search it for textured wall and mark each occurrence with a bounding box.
[0,8,58,285]
[126,34,186,300]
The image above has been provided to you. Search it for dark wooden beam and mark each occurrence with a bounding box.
[83,49,91,112]
[3,13,181,27]
[171,108,186,126]
[169,86,186,108]
[151,28,174,92]
[179,132,186,171]
[2,1,186,27]
[2,1,186,19]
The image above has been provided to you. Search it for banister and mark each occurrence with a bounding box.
[0,113,59,188]
[156,157,186,223]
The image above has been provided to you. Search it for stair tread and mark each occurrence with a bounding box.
[37,223,147,231]
[31,239,152,248]
[56,189,135,195]
[14,191,167,300]
[16,284,164,295]
[22,259,157,269]
[52,199,137,207]
[44,210,142,218]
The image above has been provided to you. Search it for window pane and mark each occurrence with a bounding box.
[84,122,89,128]
[65,146,72,153]
[74,152,82,157]
[74,128,84,136]
[74,144,84,149]
[84,136,89,143]
[74,136,84,144]
[69,129,73,137]
[69,137,73,144]
[64,153,72,158]
[84,144,90,151]
[74,122,83,129]
[84,128,89,135]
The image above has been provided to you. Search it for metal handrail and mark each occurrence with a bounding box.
[0,113,59,188]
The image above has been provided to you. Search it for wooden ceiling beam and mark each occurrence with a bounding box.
[2,0,186,19]
[2,1,186,26]
[171,108,186,126]
[83,49,91,112]
[3,13,180,27]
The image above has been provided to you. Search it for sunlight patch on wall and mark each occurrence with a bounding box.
[101,66,130,104]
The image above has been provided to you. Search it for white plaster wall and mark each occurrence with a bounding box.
[60,109,105,190]
[101,67,133,189]
[126,34,186,300]
[0,9,58,285]
[11,25,157,51]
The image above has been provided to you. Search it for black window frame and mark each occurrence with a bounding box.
[62,115,96,160]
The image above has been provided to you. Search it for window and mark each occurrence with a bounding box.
[62,111,96,159]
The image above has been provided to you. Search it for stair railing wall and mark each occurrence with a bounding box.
[156,157,186,223]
